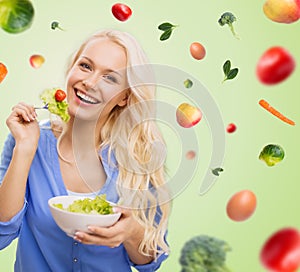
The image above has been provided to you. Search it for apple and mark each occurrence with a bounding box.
[176,103,202,128]
[263,0,300,23]
[29,54,45,68]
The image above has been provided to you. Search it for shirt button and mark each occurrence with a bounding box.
[73,258,78,263]
[74,242,78,245]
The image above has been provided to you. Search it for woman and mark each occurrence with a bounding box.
[0,29,171,271]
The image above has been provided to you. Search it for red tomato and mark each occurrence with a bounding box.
[189,42,206,60]
[111,3,132,22]
[256,46,296,85]
[226,123,237,133]
[226,190,257,221]
[54,89,66,102]
[260,227,300,272]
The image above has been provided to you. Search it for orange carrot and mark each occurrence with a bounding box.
[259,99,295,126]
[0,62,8,83]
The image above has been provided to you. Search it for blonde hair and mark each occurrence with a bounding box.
[67,29,171,257]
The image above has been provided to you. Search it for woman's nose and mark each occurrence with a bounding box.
[82,75,98,90]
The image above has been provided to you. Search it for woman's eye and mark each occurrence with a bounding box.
[79,63,91,70]
[103,74,118,83]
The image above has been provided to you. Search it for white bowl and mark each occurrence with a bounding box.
[48,195,121,237]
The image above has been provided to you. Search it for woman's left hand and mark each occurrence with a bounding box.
[74,207,142,248]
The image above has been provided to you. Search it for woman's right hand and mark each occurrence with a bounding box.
[6,102,40,150]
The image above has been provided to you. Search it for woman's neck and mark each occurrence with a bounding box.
[57,117,107,193]
[64,117,102,146]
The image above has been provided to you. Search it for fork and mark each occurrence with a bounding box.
[34,103,48,110]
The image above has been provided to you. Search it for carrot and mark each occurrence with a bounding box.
[0,62,8,83]
[259,99,295,126]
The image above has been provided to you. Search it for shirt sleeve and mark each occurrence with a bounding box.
[0,133,27,250]
[130,252,169,272]
[0,202,27,250]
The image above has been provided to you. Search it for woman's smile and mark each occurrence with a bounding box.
[74,88,100,105]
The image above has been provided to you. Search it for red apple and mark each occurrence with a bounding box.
[176,103,202,128]
[29,54,45,69]
[263,0,300,23]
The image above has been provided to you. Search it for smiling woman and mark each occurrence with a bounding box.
[66,38,129,122]
[0,29,171,272]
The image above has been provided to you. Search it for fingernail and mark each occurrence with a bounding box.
[87,226,95,232]
[74,236,81,242]
[113,207,121,213]
[75,232,83,238]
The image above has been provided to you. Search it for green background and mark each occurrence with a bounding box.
[1,0,300,271]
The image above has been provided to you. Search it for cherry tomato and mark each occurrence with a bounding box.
[54,89,66,102]
[260,227,300,272]
[226,123,237,133]
[256,46,296,85]
[111,3,132,22]
[226,190,257,222]
[189,42,206,60]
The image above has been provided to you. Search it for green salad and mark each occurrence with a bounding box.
[53,195,114,215]
[40,88,70,122]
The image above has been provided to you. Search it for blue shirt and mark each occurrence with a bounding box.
[0,121,168,272]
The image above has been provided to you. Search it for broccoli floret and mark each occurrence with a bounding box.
[218,12,239,39]
[179,235,232,272]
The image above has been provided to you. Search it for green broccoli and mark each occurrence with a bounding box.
[179,235,232,272]
[218,12,239,39]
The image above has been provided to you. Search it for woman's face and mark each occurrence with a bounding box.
[66,38,128,122]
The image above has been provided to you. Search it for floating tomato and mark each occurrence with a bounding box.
[226,123,237,133]
[256,46,296,85]
[260,227,300,272]
[111,3,132,22]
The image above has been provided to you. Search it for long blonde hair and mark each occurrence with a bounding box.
[67,29,171,257]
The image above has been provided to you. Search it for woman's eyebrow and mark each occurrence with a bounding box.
[81,56,122,77]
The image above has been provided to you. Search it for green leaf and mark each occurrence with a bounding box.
[212,167,224,176]
[160,29,172,41]
[227,68,239,80]
[223,60,231,76]
[158,22,174,31]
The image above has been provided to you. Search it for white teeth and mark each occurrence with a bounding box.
[76,90,98,104]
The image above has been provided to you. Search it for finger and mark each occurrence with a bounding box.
[74,231,120,247]
[17,102,37,119]
[87,225,117,238]
[114,206,132,218]
[12,103,36,122]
